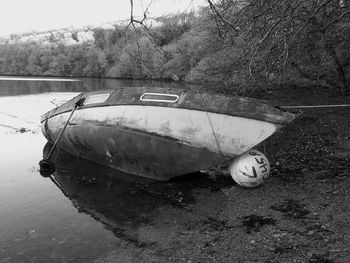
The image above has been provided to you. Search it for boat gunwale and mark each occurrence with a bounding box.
[41,101,298,126]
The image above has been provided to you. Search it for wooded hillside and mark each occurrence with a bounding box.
[0,0,349,94]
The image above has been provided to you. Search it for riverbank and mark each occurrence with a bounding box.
[0,86,349,262]
[90,86,350,263]
[147,87,350,263]
[98,86,350,263]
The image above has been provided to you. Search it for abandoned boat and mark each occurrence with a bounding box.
[41,87,299,180]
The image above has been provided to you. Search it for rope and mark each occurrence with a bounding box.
[279,104,350,109]
[45,97,85,160]
[195,89,226,160]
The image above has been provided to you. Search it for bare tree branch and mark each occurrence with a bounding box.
[249,19,281,76]
[207,0,238,33]
[284,0,334,62]
[322,8,350,31]
[127,0,152,30]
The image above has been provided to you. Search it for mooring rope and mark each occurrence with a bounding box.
[279,104,350,109]
[195,89,226,160]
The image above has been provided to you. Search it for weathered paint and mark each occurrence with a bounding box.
[68,105,278,156]
[44,105,278,180]
[41,87,298,125]
[47,120,226,180]
[41,87,300,180]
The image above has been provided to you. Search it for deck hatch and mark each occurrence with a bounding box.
[84,93,110,105]
[140,93,179,103]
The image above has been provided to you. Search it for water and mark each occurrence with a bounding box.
[0,76,229,262]
[0,76,201,97]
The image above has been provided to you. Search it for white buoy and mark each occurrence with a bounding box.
[229,149,270,188]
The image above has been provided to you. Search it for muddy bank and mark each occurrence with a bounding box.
[1,87,349,262]
[89,87,350,263]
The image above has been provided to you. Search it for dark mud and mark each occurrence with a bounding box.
[240,215,276,234]
[271,199,310,219]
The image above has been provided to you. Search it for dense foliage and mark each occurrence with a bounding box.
[0,0,349,93]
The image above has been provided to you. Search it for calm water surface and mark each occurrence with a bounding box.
[0,76,208,262]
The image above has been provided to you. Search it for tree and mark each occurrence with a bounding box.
[82,46,107,77]
[197,0,350,93]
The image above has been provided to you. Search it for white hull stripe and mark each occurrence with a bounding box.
[48,105,279,157]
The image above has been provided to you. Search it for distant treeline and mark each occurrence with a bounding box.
[0,1,349,94]
[0,14,196,81]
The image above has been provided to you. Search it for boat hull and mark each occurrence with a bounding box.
[43,105,280,180]
[41,87,297,180]
[47,123,226,180]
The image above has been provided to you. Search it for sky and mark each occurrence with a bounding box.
[0,0,206,36]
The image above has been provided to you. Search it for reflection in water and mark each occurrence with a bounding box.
[0,76,80,81]
[44,142,233,244]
